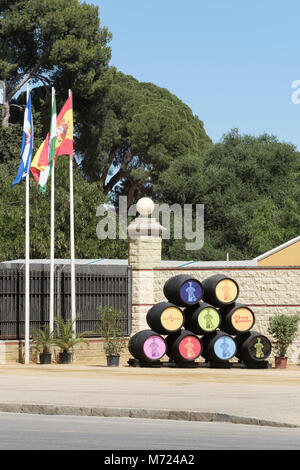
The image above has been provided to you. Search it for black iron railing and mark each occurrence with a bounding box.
[0,265,131,339]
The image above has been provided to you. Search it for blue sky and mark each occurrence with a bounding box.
[90,0,300,150]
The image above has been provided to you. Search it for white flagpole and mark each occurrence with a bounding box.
[24,84,30,365]
[69,89,76,336]
[49,87,55,336]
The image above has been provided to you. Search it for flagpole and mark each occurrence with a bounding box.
[24,84,30,365]
[69,89,76,338]
[49,87,55,336]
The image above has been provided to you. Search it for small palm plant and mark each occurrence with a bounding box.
[31,325,55,364]
[53,316,92,363]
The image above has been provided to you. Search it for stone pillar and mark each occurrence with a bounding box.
[128,210,165,334]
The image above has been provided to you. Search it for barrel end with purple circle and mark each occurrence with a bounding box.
[163,274,203,307]
[128,330,167,362]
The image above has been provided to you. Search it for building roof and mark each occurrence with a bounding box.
[0,258,257,268]
[253,235,300,262]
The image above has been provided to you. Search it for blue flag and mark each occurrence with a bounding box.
[12,92,34,186]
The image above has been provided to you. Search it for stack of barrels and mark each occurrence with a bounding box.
[128,273,272,367]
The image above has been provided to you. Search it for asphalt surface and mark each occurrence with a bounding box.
[1,414,300,450]
[0,363,299,428]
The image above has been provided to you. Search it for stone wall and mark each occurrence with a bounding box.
[131,266,300,364]
[1,209,299,365]
[1,264,299,364]
[1,339,131,366]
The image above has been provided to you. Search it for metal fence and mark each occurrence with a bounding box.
[0,265,131,340]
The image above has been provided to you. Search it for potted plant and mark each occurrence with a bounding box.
[97,305,127,366]
[31,325,55,364]
[268,314,299,368]
[53,316,91,364]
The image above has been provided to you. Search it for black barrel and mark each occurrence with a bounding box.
[183,302,221,335]
[219,303,255,335]
[163,274,203,307]
[146,302,184,335]
[235,331,272,363]
[128,330,167,362]
[201,330,237,363]
[202,274,239,307]
[165,329,202,363]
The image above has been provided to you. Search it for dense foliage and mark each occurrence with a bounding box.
[157,130,300,260]
[76,71,211,205]
[268,314,300,357]
[0,149,127,262]
[0,1,299,262]
[0,0,113,126]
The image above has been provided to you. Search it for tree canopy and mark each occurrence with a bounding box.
[76,71,211,205]
[0,0,112,126]
[1,0,299,263]
[157,129,300,260]
[1,0,211,203]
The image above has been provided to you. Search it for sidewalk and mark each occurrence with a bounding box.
[0,363,299,428]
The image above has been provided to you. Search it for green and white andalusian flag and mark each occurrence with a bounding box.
[38,96,57,194]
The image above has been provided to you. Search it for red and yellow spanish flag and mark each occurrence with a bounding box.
[55,92,73,158]
[31,92,73,186]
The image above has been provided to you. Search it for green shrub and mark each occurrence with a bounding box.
[97,306,126,356]
[268,314,299,357]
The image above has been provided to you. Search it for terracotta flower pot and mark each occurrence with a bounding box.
[275,356,288,369]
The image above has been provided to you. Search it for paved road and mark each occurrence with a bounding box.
[0,413,300,450]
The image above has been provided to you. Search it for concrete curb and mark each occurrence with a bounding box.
[0,403,298,428]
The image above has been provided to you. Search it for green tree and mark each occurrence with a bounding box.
[156,129,300,260]
[76,72,211,205]
[0,122,23,164]
[0,0,112,126]
[0,151,128,262]
[1,1,211,203]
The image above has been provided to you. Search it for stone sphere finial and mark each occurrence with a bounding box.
[136,197,155,216]
[128,197,165,239]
